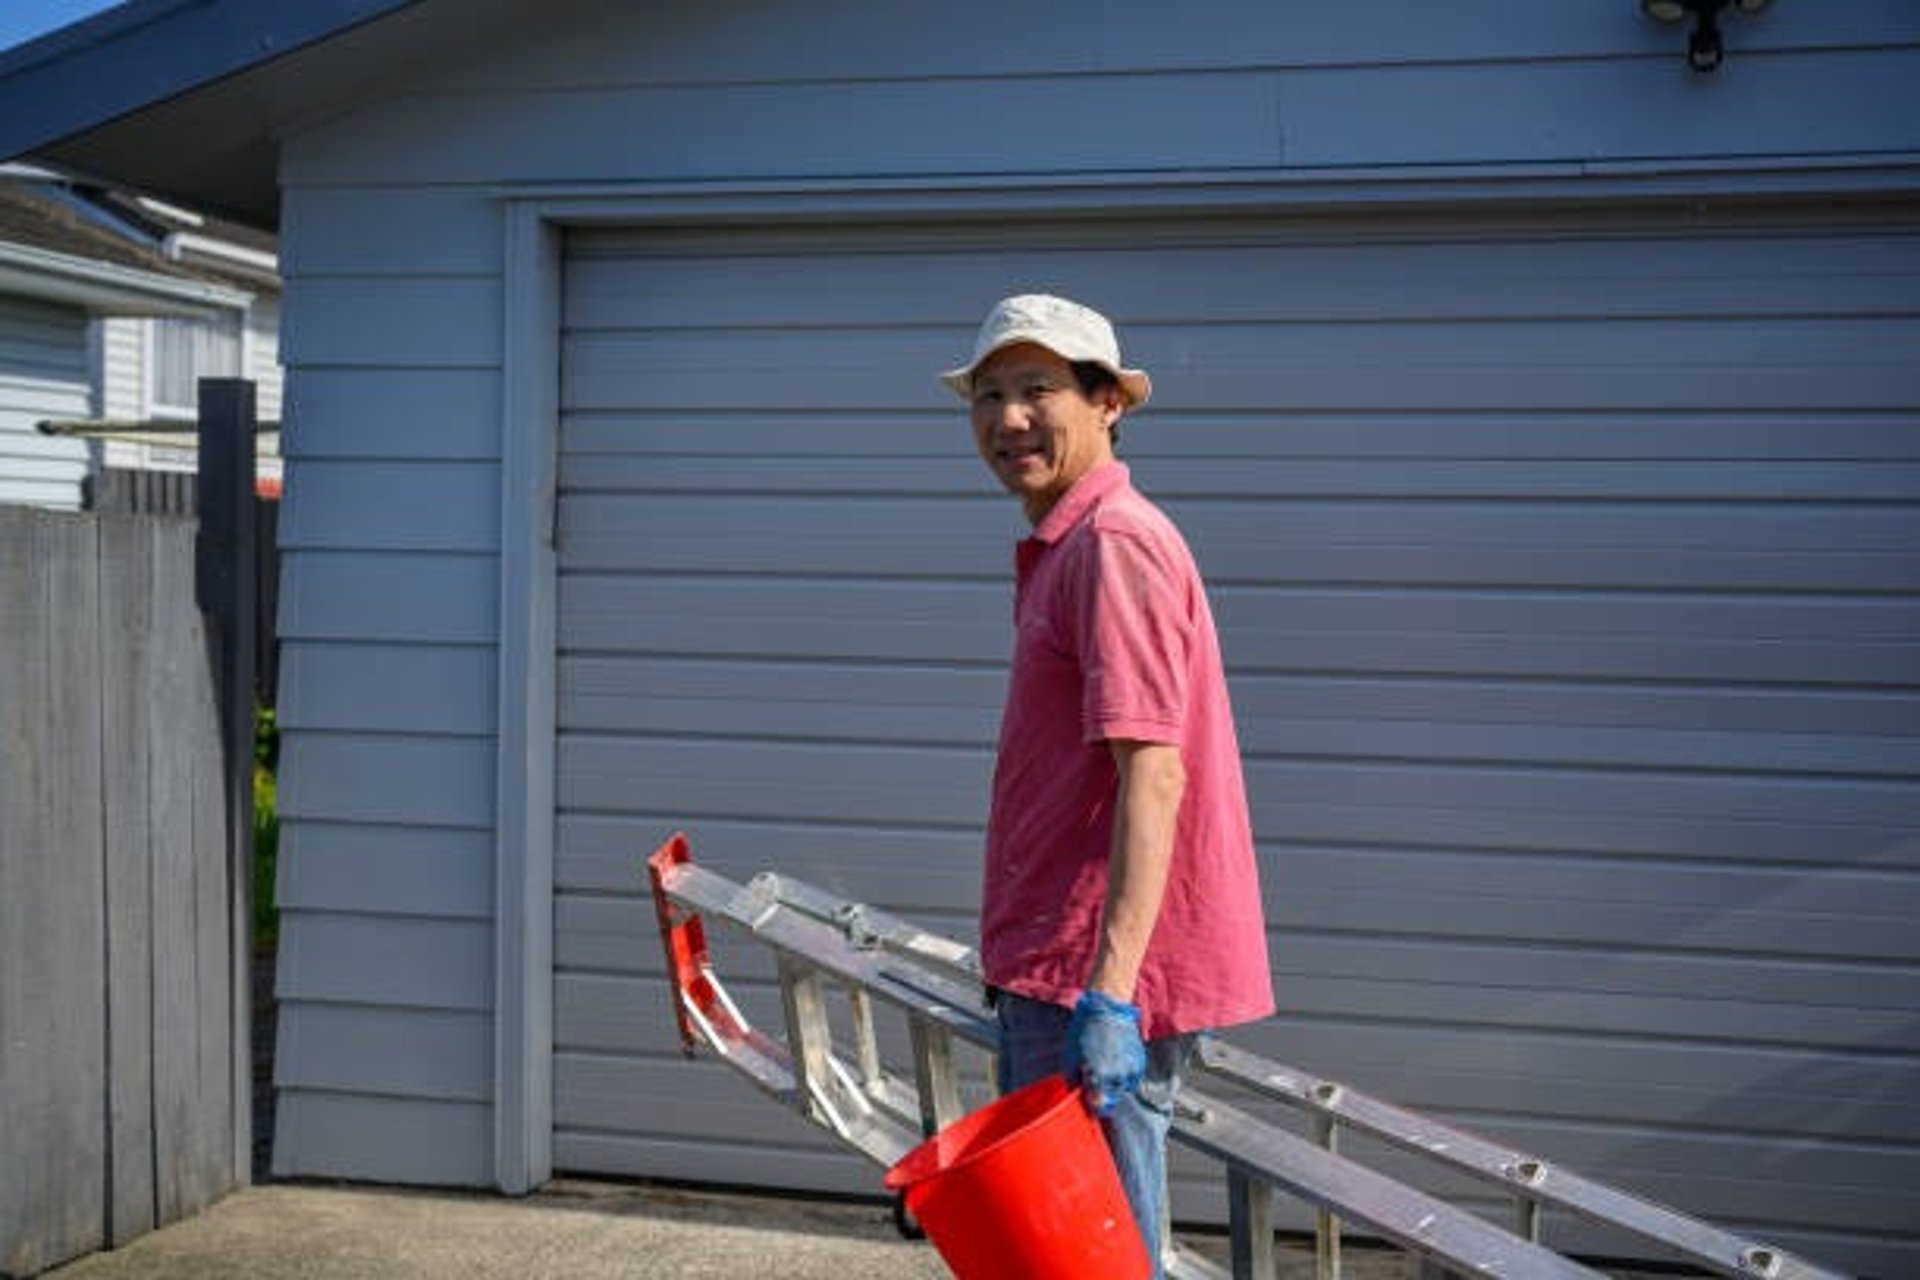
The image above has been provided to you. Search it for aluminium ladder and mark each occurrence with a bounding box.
[645,833,1850,1280]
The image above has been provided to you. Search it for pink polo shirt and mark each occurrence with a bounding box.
[980,461,1274,1040]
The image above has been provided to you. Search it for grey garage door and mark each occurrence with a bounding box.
[550,204,1920,1276]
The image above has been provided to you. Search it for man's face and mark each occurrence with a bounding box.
[969,343,1122,524]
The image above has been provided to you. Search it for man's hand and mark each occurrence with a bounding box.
[1064,990,1147,1117]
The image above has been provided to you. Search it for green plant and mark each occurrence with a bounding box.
[253,705,279,951]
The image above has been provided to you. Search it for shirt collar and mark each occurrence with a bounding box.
[1030,461,1130,545]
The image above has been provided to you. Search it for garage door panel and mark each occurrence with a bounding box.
[555,812,985,909]
[1243,714,1920,778]
[560,489,1920,589]
[560,493,1010,577]
[555,1053,861,1156]
[561,410,967,459]
[1233,674,1916,744]
[1275,973,1912,1055]
[561,576,1917,679]
[554,973,842,1060]
[560,657,1001,744]
[564,329,946,412]
[554,890,980,981]
[1249,758,1919,834]
[1246,1018,1920,1136]
[565,224,1920,328]
[1132,410,1920,463]
[553,893,675,976]
[1439,1122,1918,1239]
[1141,457,1920,502]
[1262,793,1909,866]
[559,575,1011,662]
[559,452,985,496]
[517,663,1920,782]
[566,317,1920,413]
[1279,932,1916,1020]
[1141,317,1920,413]
[553,972,660,1055]
[1178,500,1920,592]
[567,448,1920,503]
[1250,761,1918,869]
[1217,589,1916,684]
[551,1131,876,1199]
[554,968,983,1074]
[1274,848,1919,961]
[567,408,1920,463]
[558,735,991,829]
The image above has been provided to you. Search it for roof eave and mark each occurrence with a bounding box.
[0,0,424,230]
[0,239,251,316]
[0,0,422,160]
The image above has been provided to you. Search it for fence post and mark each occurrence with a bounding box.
[196,377,257,1186]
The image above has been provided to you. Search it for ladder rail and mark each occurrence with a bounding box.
[654,848,1580,1279]
[1196,1039,1841,1280]
[646,836,1854,1280]
[1178,1093,1603,1280]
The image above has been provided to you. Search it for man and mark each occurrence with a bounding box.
[942,293,1274,1275]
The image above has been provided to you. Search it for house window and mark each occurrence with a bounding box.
[150,311,243,419]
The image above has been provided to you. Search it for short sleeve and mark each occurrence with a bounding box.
[1075,528,1192,744]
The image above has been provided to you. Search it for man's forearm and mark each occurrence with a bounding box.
[1088,739,1185,1002]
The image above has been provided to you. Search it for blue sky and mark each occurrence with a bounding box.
[0,0,123,55]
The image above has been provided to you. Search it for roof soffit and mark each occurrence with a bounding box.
[0,0,557,231]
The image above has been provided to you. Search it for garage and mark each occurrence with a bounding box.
[544,204,1920,1259]
[8,2,1918,1274]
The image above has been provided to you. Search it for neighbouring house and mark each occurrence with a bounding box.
[0,163,282,511]
[2,2,1914,1274]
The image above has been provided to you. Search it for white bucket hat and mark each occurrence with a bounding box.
[940,293,1152,408]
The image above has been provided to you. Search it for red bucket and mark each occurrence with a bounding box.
[883,1076,1150,1280]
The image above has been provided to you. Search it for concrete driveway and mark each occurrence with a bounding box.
[43,1180,950,1280]
[40,1178,1423,1279]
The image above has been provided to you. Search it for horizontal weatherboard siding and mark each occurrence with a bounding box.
[277,368,501,460]
[275,823,495,920]
[284,50,1920,188]
[273,1093,490,1186]
[275,460,500,553]
[0,296,89,510]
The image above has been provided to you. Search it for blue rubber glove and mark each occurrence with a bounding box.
[1063,990,1147,1118]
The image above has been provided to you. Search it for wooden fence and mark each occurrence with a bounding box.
[0,505,249,1277]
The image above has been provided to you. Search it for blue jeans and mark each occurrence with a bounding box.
[995,992,1198,1280]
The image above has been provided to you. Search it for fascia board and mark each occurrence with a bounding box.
[0,0,422,163]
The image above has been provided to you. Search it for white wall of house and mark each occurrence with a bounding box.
[246,293,282,424]
[95,298,282,476]
[96,312,141,420]
[0,295,91,509]
[1,299,280,506]
[265,4,1920,1273]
